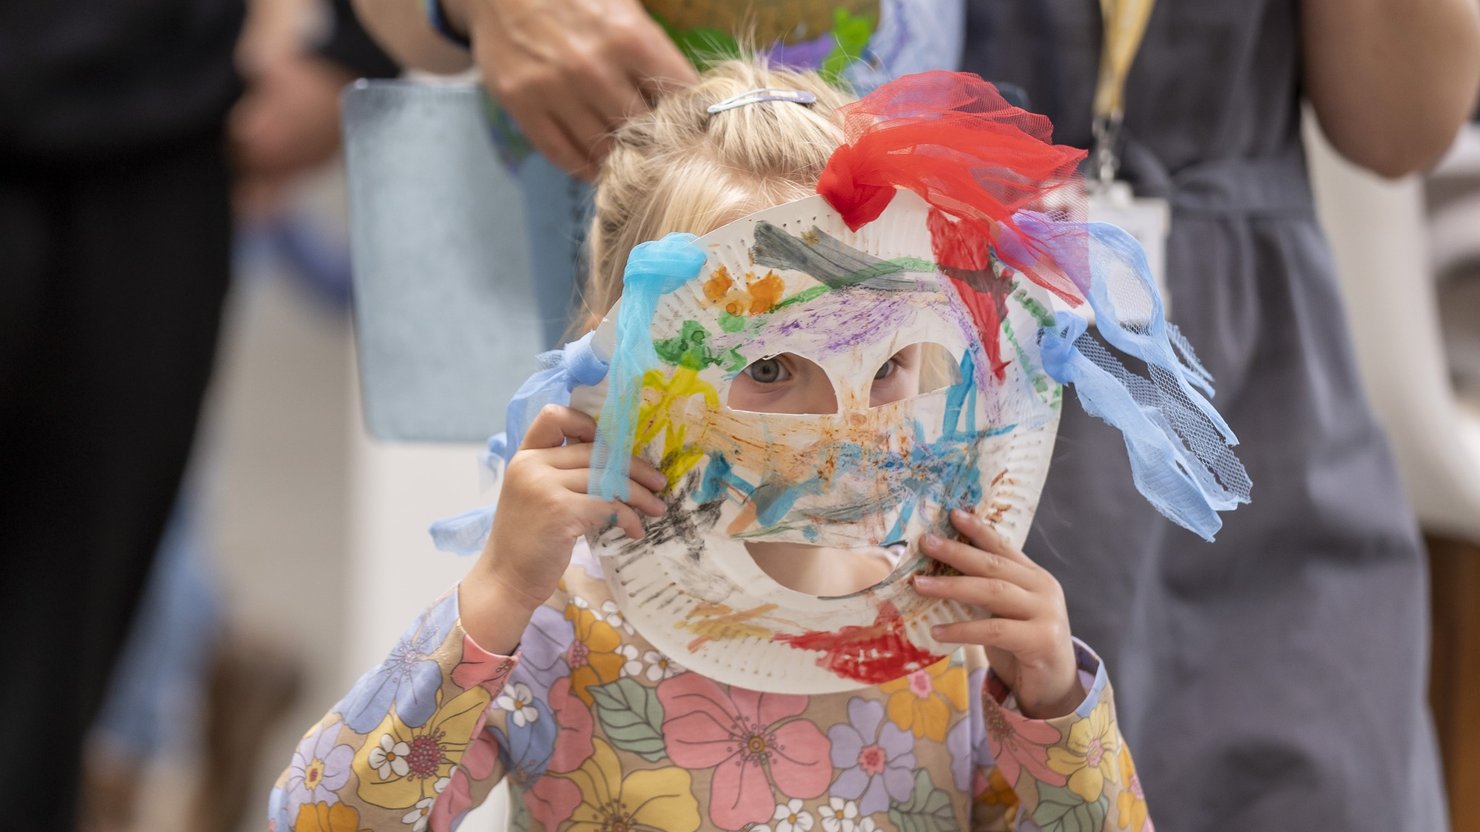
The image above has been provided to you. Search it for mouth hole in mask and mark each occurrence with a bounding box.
[743,540,914,597]
[725,353,840,415]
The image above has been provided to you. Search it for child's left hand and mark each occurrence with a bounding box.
[914,509,1082,719]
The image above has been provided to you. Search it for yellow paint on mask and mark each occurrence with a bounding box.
[635,367,719,487]
[676,601,780,651]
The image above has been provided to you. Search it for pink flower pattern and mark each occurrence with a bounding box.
[428,717,497,832]
[658,673,832,830]
[272,582,1144,832]
[983,691,1068,789]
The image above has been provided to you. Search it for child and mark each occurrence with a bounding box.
[269,60,1224,832]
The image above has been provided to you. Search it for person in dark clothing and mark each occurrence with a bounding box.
[963,3,1477,830]
[0,1,392,826]
[0,4,243,829]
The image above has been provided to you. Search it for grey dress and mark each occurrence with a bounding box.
[963,1,1447,829]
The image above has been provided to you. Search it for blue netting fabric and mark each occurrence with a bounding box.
[588,233,707,501]
[1036,219,1251,540]
[428,332,610,555]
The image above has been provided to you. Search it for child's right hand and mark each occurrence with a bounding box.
[461,405,668,651]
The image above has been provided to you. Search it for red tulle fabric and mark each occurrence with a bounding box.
[817,72,1092,377]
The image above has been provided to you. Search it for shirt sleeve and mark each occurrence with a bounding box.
[969,640,1152,831]
[267,587,519,831]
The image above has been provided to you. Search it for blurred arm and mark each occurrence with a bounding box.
[1303,0,1480,177]
[350,0,474,74]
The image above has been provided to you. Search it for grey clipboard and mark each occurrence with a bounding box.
[341,80,543,442]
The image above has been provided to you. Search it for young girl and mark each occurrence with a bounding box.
[269,61,1190,832]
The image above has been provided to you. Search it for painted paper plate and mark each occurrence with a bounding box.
[570,191,1062,693]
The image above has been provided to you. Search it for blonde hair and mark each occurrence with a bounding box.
[581,59,853,329]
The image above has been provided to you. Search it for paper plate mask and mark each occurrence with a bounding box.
[569,190,1062,693]
[444,71,1252,695]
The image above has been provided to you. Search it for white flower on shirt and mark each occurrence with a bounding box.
[772,798,814,832]
[599,599,633,634]
[642,649,682,681]
[819,797,861,832]
[495,682,539,727]
[618,644,644,678]
[617,643,683,682]
[367,733,410,780]
[401,796,436,831]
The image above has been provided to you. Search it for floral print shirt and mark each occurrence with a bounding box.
[270,548,1151,832]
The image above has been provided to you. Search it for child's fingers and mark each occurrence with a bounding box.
[919,532,1036,586]
[912,574,1038,620]
[549,469,667,517]
[931,616,1039,651]
[621,481,668,518]
[525,445,668,493]
[628,457,669,493]
[521,405,598,450]
[949,509,1031,564]
[589,498,648,541]
[529,444,596,470]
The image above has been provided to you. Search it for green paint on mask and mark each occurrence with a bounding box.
[655,319,746,372]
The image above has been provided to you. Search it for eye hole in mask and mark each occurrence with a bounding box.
[867,341,964,410]
[725,353,840,415]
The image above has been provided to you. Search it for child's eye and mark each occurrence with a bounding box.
[874,359,898,381]
[743,357,790,384]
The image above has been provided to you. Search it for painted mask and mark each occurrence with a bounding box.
[570,191,1063,693]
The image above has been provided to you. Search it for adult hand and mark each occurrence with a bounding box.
[914,509,1082,719]
[452,0,699,178]
[231,52,355,181]
[229,52,355,220]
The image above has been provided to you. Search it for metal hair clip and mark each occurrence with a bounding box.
[706,88,819,115]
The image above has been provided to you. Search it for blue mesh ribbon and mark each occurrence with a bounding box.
[1037,220,1251,540]
[504,330,610,455]
[589,233,707,500]
[428,332,610,555]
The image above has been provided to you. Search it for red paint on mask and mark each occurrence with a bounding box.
[775,602,943,684]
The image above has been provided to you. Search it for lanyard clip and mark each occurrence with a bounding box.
[1090,112,1124,191]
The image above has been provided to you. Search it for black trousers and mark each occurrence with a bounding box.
[0,136,231,829]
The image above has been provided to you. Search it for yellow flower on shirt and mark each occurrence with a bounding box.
[879,657,968,741]
[292,802,360,832]
[563,738,701,832]
[353,687,489,810]
[1115,745,1150,831]
[565,602,625,706]
[1046,701,1121,803]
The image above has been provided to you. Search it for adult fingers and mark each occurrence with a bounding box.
[520,405,597,450]
[580,64,649,167]
[510,108,590,178]
[620,18,700,103]
[919,531,1037,587]
[912,574,1038,621]
[545,94,614,179]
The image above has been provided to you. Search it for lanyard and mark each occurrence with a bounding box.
[1090,0,1156,187]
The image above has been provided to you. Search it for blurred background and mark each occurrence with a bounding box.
[4,0,1478,830]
